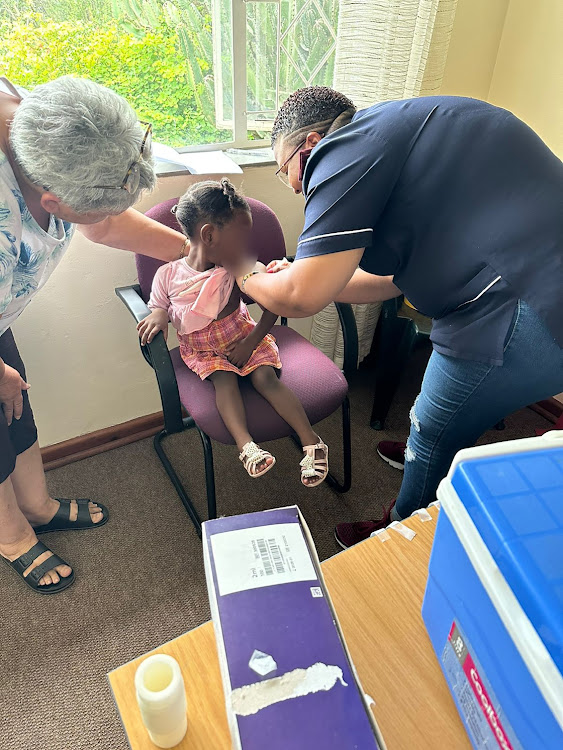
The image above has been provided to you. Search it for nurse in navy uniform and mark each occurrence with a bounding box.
[236,86,563,549]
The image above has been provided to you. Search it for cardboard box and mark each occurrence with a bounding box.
[203,506,386,750]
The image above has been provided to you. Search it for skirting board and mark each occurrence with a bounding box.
[41,412,165,471]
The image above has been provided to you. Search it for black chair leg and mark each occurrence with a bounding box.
[153,428,203,537]
[198,428,217,520]
[326,396,352,494]
[293,396,352,494]
[370,317,418,431]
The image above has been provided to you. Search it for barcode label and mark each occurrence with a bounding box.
[269,538,285,574]
[256,538,287,577]
[257,538,274,576]
[211,523,317,596]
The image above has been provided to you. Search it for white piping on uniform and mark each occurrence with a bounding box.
[298,228,373,245]
[456,276,502,308]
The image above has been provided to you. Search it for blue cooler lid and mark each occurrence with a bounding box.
[449,440,563,674]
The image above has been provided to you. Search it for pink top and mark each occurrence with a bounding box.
[148,258,235,334]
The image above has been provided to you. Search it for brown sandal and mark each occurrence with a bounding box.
[239,442,276,478]
[300,436,329,488]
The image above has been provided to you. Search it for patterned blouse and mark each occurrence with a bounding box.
[0,81,74,337]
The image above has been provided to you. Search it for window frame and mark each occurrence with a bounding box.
[178,0,275,154]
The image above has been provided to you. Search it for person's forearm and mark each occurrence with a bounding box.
[335,269,401,304]
[0,356,5,380]
[240,270,308,318]
[246,309,278,347]
[78,208,186,262]
[239,249,364,317]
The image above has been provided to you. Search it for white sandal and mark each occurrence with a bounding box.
[239,442,276,478]
[300,436,329,488]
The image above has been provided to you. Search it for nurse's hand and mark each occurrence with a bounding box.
[0,364,30,426]
[266,258,291,274]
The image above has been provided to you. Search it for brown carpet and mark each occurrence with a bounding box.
[0,342,550,750]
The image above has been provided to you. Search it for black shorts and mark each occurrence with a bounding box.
[0,329,38,484]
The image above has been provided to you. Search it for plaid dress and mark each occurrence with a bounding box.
[178,300,281,380]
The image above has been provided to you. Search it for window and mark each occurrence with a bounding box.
[1,0,339,150]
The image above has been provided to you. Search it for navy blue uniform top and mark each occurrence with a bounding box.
[296,96,563,365]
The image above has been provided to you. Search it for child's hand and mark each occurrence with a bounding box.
[226,338,255,368]
[137,309,169,345]
[266,258,291,274]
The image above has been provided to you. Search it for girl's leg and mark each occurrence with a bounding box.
[210,371,273,472]
[394,300,563,519]
[250,367,317,446]
[250,367,326,485]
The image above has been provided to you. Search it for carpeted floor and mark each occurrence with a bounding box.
[0,341,550,750]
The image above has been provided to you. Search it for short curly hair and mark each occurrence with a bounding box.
[271,86,356,149]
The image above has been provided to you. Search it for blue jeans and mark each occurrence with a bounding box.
[394,301,563,520]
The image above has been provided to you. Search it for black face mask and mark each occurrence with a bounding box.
[298,148,313,181]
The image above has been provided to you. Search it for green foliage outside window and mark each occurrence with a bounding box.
[0,0,228,146]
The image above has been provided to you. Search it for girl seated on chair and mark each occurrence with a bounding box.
[137,179,328,485]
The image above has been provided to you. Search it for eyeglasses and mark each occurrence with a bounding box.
[92,122,152,193]
[275,140,306,187]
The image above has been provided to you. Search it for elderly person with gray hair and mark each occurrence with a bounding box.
[0,76,188,594]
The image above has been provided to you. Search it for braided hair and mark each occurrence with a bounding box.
[173,178,250,238]
[271,86,356,149]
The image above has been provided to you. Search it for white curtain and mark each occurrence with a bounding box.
[311,0,458,369]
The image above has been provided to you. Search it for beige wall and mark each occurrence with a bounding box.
[12,0,560,446]
[440,0,509,100]
[488,0,563,157]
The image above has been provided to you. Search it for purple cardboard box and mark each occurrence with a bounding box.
[203,506,386,750]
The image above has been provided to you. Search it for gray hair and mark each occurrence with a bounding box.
[271,86,356,150]
[10,76,156,214]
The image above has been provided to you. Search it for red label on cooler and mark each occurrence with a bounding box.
[446,622,519,750]
[461,652,514,750]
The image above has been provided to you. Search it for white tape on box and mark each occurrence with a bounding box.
[389,521,416,541]
[370,528,391,542]
[413,508,433,522]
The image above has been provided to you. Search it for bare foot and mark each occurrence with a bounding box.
[0,532,72,587]
[28,498,104,527]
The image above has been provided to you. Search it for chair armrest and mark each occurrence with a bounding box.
[115,284,151,324]
[334,302,359,377]
[115,285,184,435]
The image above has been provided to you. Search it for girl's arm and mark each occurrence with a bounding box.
[78,208,187,262]
[225,309,278,368]
[245,309,278,348]
[137,264,171,344]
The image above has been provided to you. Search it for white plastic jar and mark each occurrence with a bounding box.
[134,654,188,748]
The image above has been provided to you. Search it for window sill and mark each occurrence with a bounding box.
[155,147,275,177]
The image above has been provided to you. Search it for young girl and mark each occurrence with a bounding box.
[137,179,328,485]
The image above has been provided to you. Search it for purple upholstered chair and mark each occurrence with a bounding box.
[116,197,358,537]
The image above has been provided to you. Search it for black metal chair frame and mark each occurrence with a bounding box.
[369,297,505,432]
[116,285,358,537]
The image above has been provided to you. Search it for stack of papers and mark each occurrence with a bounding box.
[153,141,242,175]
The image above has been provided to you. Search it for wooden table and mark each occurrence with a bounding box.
[108,507,470,749]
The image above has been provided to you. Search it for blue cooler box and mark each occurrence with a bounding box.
[422,431,563,750]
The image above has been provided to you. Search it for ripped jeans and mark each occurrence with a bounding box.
[393,301,563,520]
